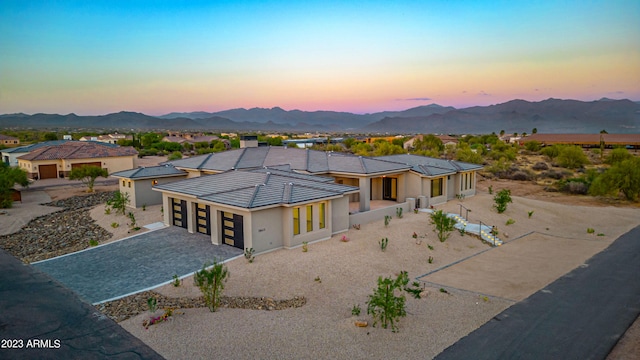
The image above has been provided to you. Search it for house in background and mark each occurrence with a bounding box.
[79,133,132,144]
[2,140,69,167]
[403,134,459,150]
[17,141,138,180]
[142,147,482,253]
[111,165,188,208]
[0,134,20,146]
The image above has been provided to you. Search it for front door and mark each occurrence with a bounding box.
[383,177,397,201]
[221,211,244,249]
[196,203,211,235]
[172,198,187,229]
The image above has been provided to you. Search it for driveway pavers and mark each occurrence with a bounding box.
[33,226,243,304]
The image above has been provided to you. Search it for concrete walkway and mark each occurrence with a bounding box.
[435,225,640,360]
[0,249,163,360]
[33,226,243,304]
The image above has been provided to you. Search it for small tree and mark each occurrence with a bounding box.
[194,260,229,312]
[68,165,108,192]
[430,209,456,242]
[107,190,130,215]
[590,157,640,201]
[0,163,29,208]
[494,189,513,213]
[366,271,410,332]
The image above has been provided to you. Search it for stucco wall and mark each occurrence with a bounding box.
[249,207,284,253]
[129,176,187,208]
[331,196,349,234]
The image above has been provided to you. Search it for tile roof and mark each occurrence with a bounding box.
[166,147,410,175]
[17,141,137,161]
[111,165,187,179]
[154,169,358,209]
[2,140,70,154]
[377,154,483,176]
[0,134,19,141]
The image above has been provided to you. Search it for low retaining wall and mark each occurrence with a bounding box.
[349,201,413,227]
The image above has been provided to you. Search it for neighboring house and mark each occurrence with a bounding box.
[17,141,138,180]
[79,133,132,144]
[111,165,188,208]
[143,147,482,252]
[0,134,20,146]
[2,140,69,167]
[154,167,358,253]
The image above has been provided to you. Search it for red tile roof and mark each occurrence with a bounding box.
[17,141,138,161]
[0,134,19,141]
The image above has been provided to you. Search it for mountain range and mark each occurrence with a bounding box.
[1,98,638,134]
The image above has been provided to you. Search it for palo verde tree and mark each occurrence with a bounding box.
[430,209,457,242]
[366,271,421,332]
[0,163,29,208]
[194,260,229,312]
[493,189,513,213]
[590,157,640,201]
[68,165,108,193]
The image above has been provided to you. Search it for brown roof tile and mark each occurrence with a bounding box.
[17,141,137,161]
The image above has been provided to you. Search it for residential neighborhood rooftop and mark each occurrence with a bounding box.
[17,141,137,161]
[111,165,187,179]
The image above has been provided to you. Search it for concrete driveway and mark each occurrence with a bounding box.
[33,226,243,304]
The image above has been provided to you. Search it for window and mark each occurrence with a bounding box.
[128,181,131,188]
[293,208,300,235]
[319,203,326,229]
[122,180,126,186]
[306,205,313,232]
[431,178,443,197]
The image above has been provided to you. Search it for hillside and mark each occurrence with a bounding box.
[1,99,638,134]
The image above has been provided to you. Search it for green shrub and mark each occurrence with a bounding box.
[605,148,632,165]
[493,189,513,213]
[194,260,229,312]
[590,157,640,201]
[430,210,456,242]
[556,146,590,169]
[107,191,130,215]
[524,141,542,152]
[379,237,388,251]
[506,218,515,225]
[366,272,410,332]
[89,239,99,247]
[351,304,361,316]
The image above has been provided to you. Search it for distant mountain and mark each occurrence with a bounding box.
[361,98,640,134]
[1,99,638,133]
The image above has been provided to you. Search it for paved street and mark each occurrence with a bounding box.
[33,226,243,304]
[436,225,640,360]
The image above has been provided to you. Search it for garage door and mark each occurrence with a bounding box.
[71,162,102,170]
[222,212,244,250]
[171,198,187,229]
[39,164,58,179]
[196,203,211,235]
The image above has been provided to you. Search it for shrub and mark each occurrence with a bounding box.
[302,242,308,252]
[493,189,512,213]
[506,218,515,225]
[244,248,255,263]
[194,260,229,312]
[89,239,99,247]
[542,170,565,180]
[396,207,403,218]
[532,162,549,171]
[111,222,119,228]
[366,272,410,332]
[430,210,456,242]
[524,141,542,152]
[605,148,632,165]
[510,170,534,181]
[107,191,130,215]
[172,274,181,287]
[384,215,392,227]
[556,146,590,169]
[68,165,108,193]
[541,145,562,159]
[590,157,640,201]
[351,304,361,316]
[379,237,388,251]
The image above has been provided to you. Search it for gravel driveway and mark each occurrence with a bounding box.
[33,226,243,304]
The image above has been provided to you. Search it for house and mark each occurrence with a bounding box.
[154,168,358,253]
[111,165,188,208]
[2,140,69,167]
[144,147,482,253]
[16,141,138,180]
[79,133,132,144]
[522,133,640,149]
[0,134,20,146]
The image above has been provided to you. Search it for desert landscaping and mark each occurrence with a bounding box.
[1,171,639,359]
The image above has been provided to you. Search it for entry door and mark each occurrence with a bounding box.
[196,204,211,235]
[383,177,397,200]
[172,198,187,229]
[221,212,244,249]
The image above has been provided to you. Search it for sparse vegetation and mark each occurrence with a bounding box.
[396,207,403,218]
[587,228,595,234]
[428,256,434,264]
[111,222,119,228]
[351,304,361,316]
[244,248,255,263]
[506,218,515,226]
[379,237,389,251]
[528,210,534,218]
[302,242,308,252]
[68,165,109,193]
[107,191,130,215]
[0,163,29,208]
[384,215,392,227]
[172,274,181,287]
[89,239,99,247]
[366,271,413,332]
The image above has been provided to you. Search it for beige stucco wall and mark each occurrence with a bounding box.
[18,159,60,178]
[249,207,284,252]
[331,196,350,234]
[61,156,135,175]
[405,172,422,199]
[121,176,187,208]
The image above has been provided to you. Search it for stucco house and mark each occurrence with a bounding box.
[17,141,138,180]
[140,147,482,253]
[2,140,69,167]
[79,133,132,144]
[0,134,20,146]
[111,165,188,208]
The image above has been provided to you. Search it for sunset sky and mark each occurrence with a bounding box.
[1,0,639,116]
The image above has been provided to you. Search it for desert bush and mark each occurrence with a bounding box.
[524,141,542,152]
[542,170,566,180]
[366,271,420,332]
[430,210,456,242]
[69,165,108,193]
[541,145,562,159]
[532,162,549,171]
[510,170,535,181]
[556,146,590,169]
[107,191,130,215]
[493,189,512,213]
[605,147,632,165]
[590,157,640,201]
[194,260,229,312]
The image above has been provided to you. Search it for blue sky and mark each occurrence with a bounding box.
[1,0,638,115]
